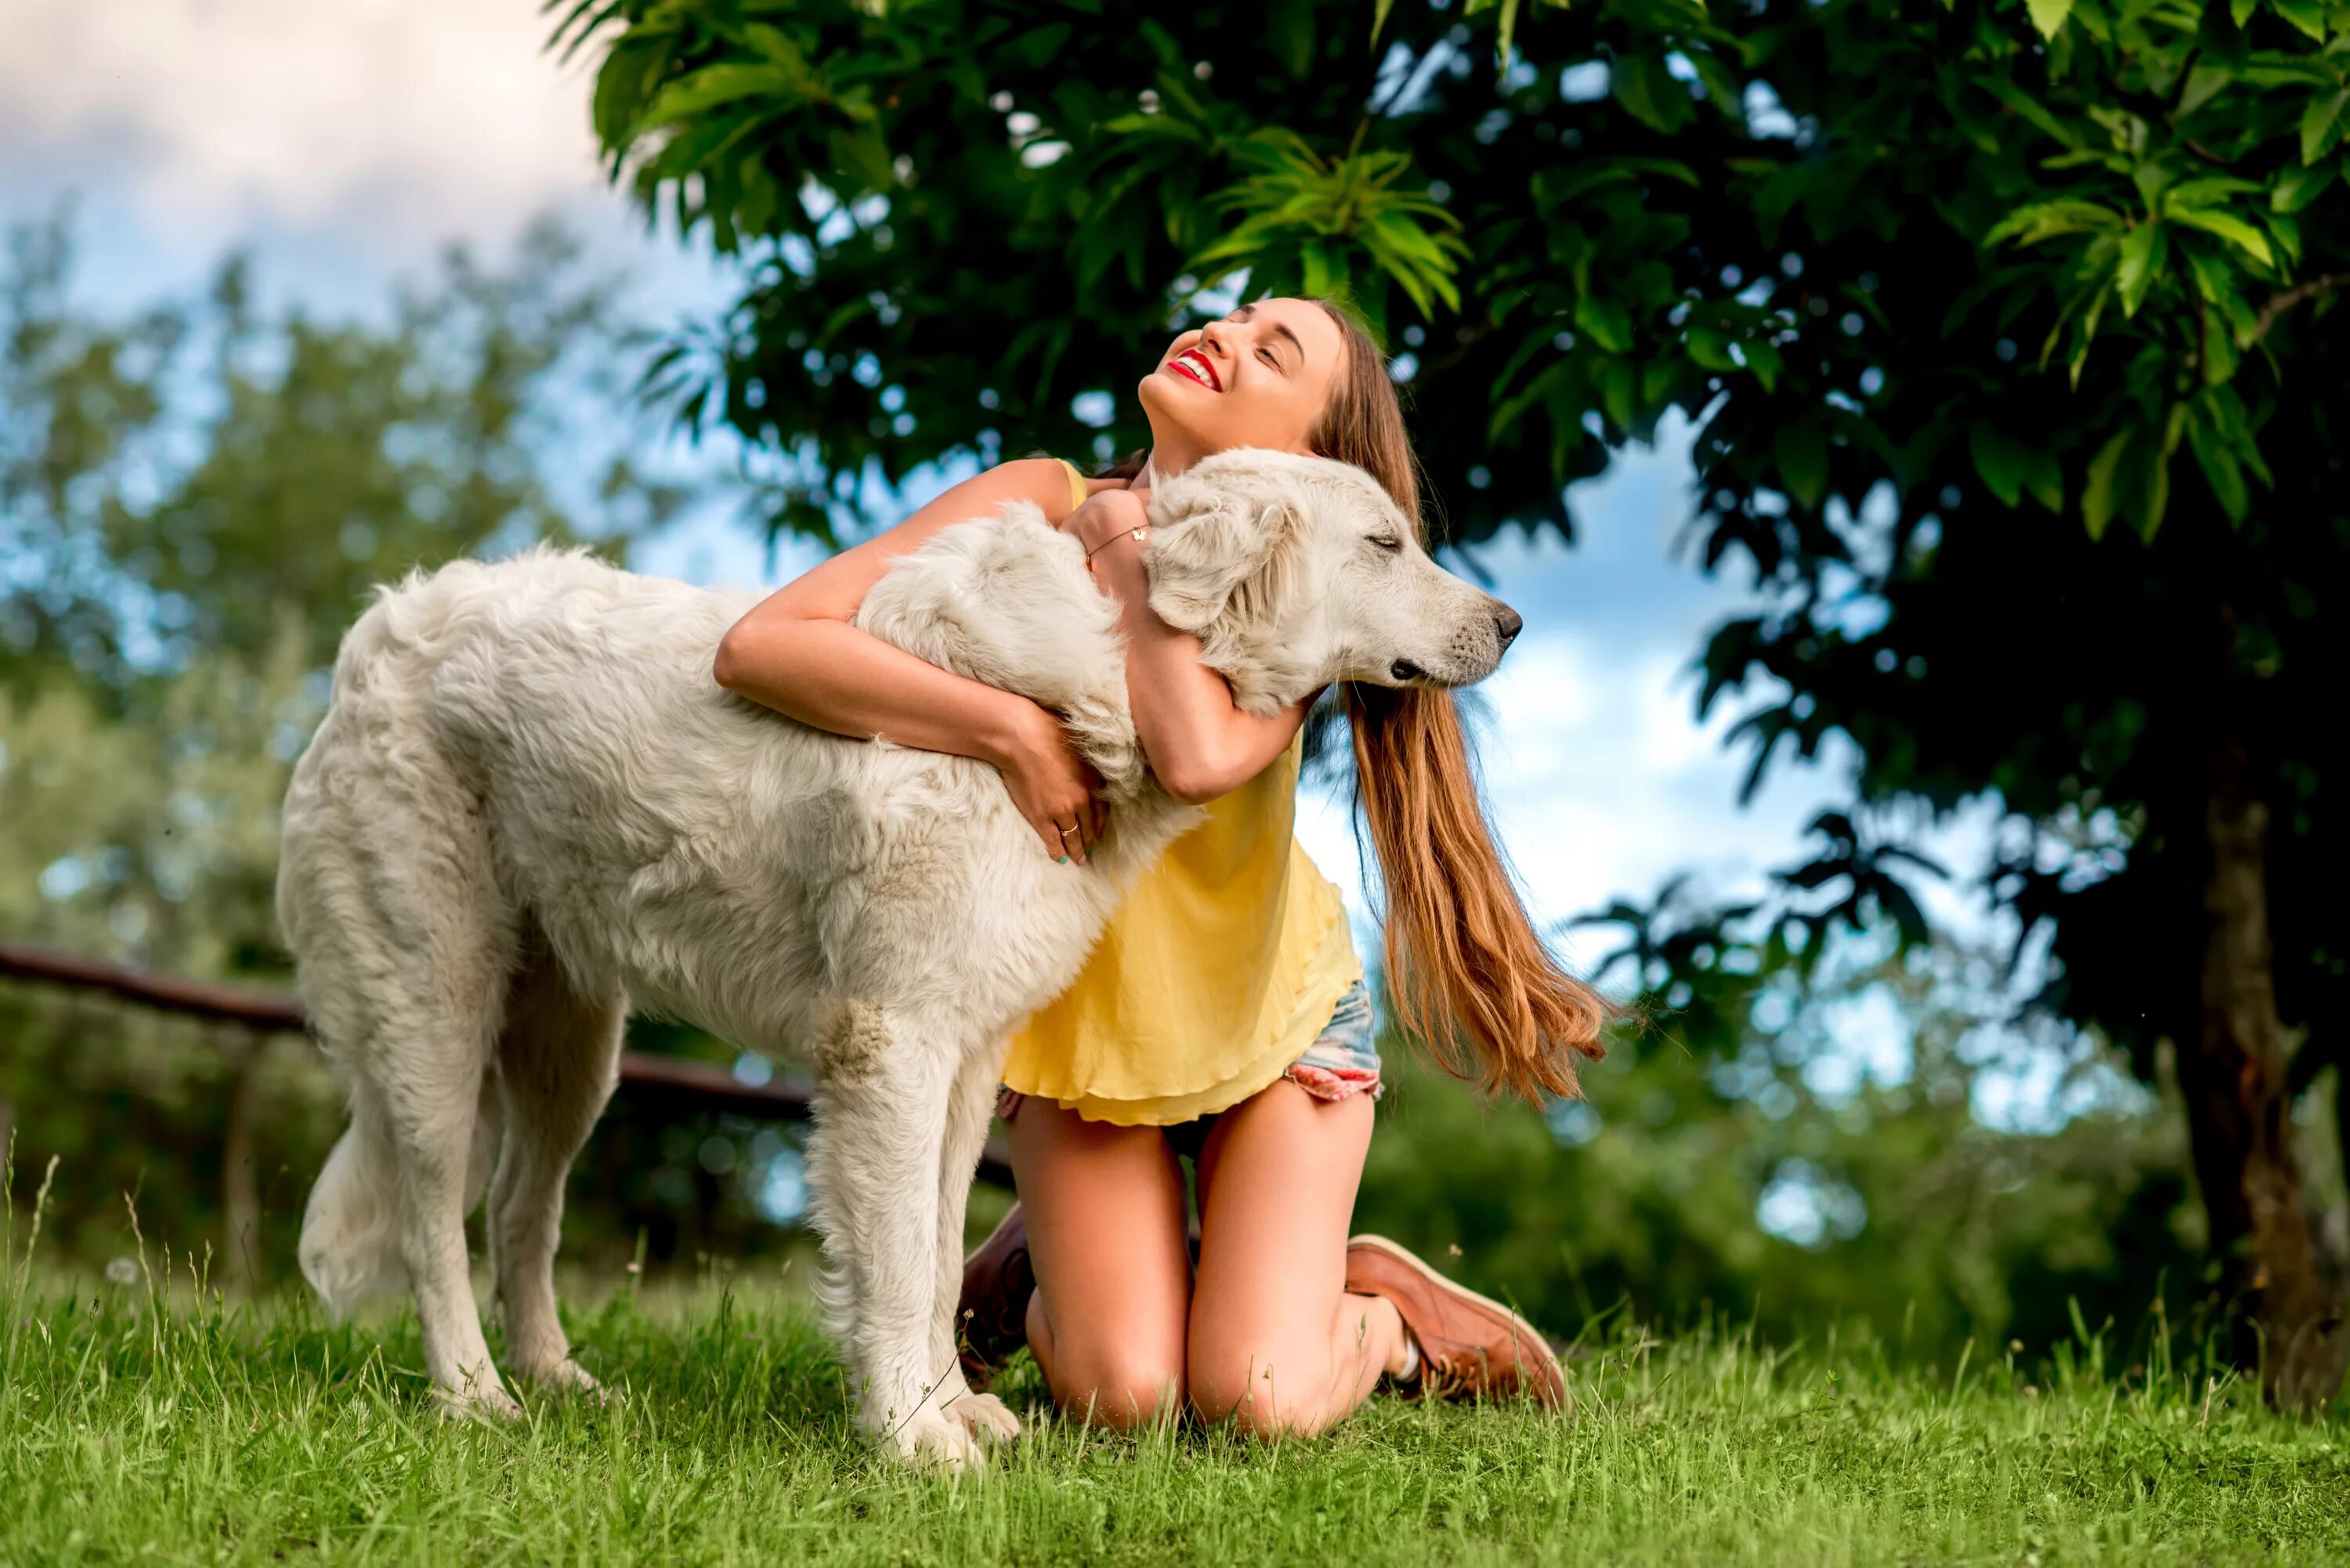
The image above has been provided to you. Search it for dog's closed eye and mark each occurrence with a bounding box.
[1367,535,1403,554]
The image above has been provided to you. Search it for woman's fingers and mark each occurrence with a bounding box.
[1000,705,1108,865]
[1038,799,1090,865]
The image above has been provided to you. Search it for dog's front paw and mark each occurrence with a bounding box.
[880,1405,986,1470]
[518,1358,616,1404]
[946,1387,1020,1443]
[432,1381,523,1423]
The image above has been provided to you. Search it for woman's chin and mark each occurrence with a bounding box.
[1136,376,1223,436]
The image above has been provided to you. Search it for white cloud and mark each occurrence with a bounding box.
[2,1,606,250]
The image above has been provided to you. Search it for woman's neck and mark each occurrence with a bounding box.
[1133,443,1200,491]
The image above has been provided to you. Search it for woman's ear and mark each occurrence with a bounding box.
[1145,492,1300,633]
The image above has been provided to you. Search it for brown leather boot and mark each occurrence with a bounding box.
[956,1203,1035,1389]
[1345,1234,1569,1411]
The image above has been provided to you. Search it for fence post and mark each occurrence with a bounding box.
[219,1024,262,1293]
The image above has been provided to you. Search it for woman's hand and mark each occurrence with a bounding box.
[1063,478,1316,806]
[989,698,1109,865]
[1060,487,1152,565]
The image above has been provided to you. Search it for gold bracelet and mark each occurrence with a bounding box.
[1086,525,1150,562]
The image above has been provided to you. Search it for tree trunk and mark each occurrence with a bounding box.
[2177,625,2346,1409]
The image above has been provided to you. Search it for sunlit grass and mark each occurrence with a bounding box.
[5,1208,2346,1568]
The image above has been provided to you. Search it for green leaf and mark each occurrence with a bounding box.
[2025,0,2074,37]
[2023,446,2064,514]
[1969,425,2030,508]
[1613,54,1696,135]
[2273,0,2329,41]
[1686,326,1741,372]
[2177,65,2234,117]
[1976,75,2076,146]
[2204,305,2242,385]
[2163,177,2263,211]
[1574,294,1634,354]
[2301,89,2349,165]
[638,64,794,130]
[2170,208,2275,266]
[1598,358,1639,432]
[1776,421,1830,510]
[2265,208,2303,267]
[1982,200,2123,247]
[2186,408,2250,523]
[2272,162,2337,212]
[2136,453,2173,541]
[2081,431,2129,540]
[2115,222,2164,316]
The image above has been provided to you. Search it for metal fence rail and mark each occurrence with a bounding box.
[0,941,1015,1255]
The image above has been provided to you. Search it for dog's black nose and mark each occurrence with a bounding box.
[1494,605,1524,647]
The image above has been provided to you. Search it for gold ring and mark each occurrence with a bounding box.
[1056,821,1079,837]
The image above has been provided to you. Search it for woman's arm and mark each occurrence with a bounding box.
[1063,489,1316,805]
[712,457,1109,860]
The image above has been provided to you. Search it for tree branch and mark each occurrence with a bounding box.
[2251,273,2350,346]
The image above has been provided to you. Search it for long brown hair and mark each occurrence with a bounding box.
[1108,298,1613,1101]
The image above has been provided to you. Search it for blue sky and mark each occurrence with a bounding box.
[3,1,2025,1103]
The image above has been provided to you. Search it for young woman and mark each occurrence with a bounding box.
[714,296,1607,1437]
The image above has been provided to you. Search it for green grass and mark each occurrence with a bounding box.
[5,1245,2347,1568]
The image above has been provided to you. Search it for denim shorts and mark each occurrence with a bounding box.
[996,977,1382,1161]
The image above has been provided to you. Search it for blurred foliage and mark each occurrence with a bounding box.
[0,212,786,1275]
[1358,921,2208,1355]
[1,214,692,709]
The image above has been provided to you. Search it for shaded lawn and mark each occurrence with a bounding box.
[2,1263,2345,1568]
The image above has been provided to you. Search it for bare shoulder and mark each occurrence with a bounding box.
[981,456,1090,525]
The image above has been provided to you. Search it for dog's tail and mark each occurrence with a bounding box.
[298,1089,407,1319]
[299,1078,499,1320]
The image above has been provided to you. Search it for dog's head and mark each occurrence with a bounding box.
[1144,449,1523,715]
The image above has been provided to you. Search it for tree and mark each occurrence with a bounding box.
[1656,0,2350,1407]
[553,0,1734,540]
[2,213,691,709]
[567,0,2350,1402]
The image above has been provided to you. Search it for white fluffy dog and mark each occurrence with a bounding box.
[280,447,1520,1464]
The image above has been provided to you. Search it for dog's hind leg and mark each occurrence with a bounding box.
[282,721,520,1419]
[802,1000,977,1467]
[489,937,624,1396]
[376,944,515,1418]
[931,1043,1019,1443]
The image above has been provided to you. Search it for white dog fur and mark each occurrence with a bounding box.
[279,447,1518,1465]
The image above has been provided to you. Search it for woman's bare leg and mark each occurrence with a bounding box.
[1185,1078,1411,1436]
[1004,1097,1193,1429]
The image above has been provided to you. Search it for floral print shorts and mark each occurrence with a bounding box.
[1281,977,1383,1104]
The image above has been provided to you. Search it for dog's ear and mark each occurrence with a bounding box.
[1145,490,1303,633]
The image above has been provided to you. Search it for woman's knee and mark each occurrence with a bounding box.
[1186,1332,1337,1437]
[1043,1337,1187,1429]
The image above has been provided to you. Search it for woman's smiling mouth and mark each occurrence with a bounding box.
[1166,348,1221,392]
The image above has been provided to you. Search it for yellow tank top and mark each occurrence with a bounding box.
[998,459,1361,1125]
